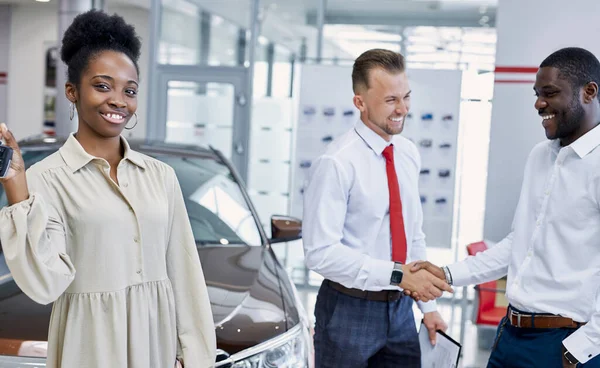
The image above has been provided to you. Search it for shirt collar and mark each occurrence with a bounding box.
[60,134,146,173]
[568,124,600,158]
[354,120,394,156]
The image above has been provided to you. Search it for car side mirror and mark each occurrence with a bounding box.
[270,215,302,243]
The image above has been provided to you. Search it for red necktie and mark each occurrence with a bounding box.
[382,144,407,264]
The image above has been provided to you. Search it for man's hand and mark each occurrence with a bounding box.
[411,261,445,279]
[562,345,578,368]
[403,261,449,302]
[399,262,453,302]
[423,311,448,345]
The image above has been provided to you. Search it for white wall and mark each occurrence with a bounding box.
[0,5,10,125]
[484,0,600,241]
[6,3,150,141]
[7,3,57,140]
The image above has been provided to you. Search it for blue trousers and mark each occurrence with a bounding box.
[314,281,420,368]
[488,316,600,368]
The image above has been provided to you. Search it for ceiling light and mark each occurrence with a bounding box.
[36,0,51,3]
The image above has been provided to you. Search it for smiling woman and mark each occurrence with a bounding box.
[61,10,141,146]
[0,9,216,368]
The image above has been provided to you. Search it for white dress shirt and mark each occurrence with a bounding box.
[303,120,437,313]
[448,124,600,364]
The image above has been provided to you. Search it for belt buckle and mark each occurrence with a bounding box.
[510,309,522,327]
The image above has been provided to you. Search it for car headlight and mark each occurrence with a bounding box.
[220,323,310,368]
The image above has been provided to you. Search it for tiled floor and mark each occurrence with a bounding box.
[297,287,492,368]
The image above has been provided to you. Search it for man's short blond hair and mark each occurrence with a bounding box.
[352,49,406,93]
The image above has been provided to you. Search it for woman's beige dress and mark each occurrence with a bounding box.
[0,135,216,367]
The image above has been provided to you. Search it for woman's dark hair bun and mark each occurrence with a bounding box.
[60,9,141,83]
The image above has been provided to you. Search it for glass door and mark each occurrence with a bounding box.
[165,80,235,155]
[149,66,251,181]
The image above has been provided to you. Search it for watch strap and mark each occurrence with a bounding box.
[564,349,579,365]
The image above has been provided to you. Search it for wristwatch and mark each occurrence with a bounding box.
[390,262,403,286]
[564,349,579,365]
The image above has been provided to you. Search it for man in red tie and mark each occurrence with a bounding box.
[303,48,451,368]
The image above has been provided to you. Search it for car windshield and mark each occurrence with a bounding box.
[0,146,263,248]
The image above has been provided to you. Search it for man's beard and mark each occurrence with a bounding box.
[554,95,585,140]
[369,111,403,136]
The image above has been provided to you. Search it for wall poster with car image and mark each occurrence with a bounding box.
[290,64,463,249]
[289,64,357,221]
[402,69,462,249]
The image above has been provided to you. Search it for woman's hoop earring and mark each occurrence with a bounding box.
[69,103,75,121]
[124,113,138,130]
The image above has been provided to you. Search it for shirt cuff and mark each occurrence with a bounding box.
[563,329,599,364]
[367,258,395,289]
[446,261,473,287]
[0,192,36,214]
[417,300,438,314]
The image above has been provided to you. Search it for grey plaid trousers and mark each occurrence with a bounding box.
[314,280,421,368]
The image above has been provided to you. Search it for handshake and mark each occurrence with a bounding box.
[399,261,452,302]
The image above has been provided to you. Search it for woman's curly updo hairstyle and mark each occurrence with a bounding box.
[60,9,141,86]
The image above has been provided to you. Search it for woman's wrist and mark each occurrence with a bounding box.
[3,172,30,205]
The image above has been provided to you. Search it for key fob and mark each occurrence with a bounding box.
[0,145,13,178]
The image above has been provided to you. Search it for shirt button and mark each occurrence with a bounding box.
[134,237,140,243]
[536,220,541,226]
[122,183,129,188]
[136,270,142,274]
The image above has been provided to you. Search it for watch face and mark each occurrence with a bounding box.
[390,270,403,285]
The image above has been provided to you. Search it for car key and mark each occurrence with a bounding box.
[0,144,13,178]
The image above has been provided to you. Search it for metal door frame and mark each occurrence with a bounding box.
[148,65,251,182]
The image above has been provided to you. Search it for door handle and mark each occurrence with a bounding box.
[237,93,247,106]
[235,142,244,154]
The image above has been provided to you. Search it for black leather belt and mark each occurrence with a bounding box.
[325,280,402,302]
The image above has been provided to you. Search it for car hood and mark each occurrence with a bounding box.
[0,246,295,358]
[198,246,291,355]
